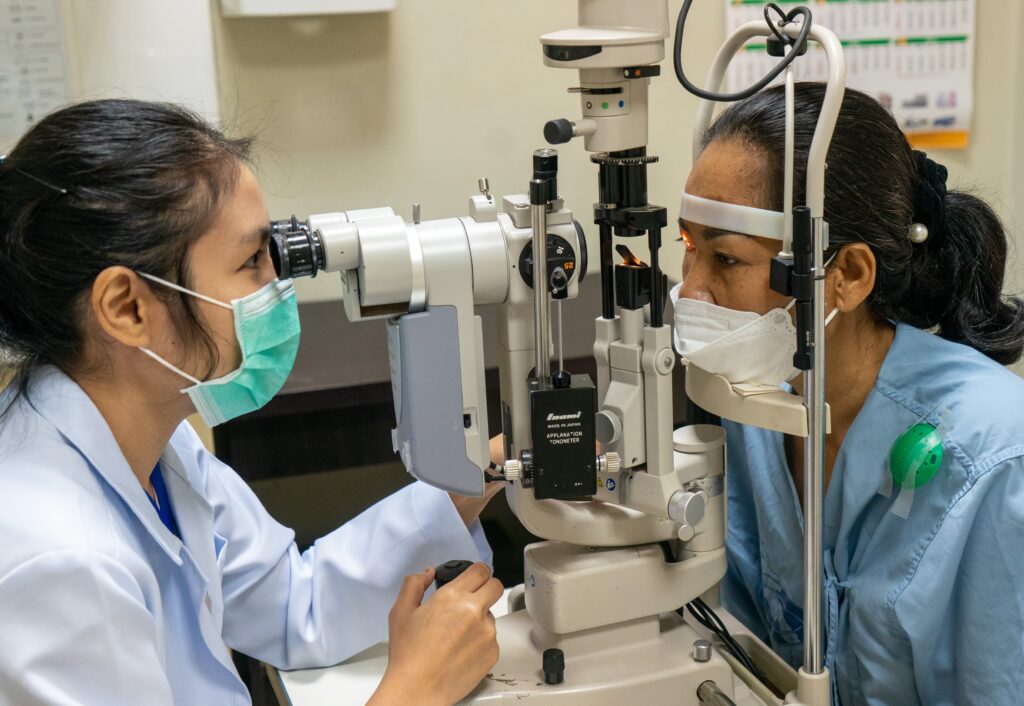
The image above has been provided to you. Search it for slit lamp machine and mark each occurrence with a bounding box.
[268,2,845,704]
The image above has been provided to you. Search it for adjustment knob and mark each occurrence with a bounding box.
[668,490,708,542]
[552,370,572,389]
[692,639,713,663]
[601,452,621,475]
[504,460,522,482]
[542,648,565,685]
[434,559,474,589]
[595,410,623,444]
[544,118,574,145]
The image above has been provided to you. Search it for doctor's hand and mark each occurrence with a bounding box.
[448,435,508,527]
[370,563,502,706]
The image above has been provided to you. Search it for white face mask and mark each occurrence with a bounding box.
[670,283,839,388]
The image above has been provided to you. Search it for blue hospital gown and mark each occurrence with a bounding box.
[721,323,1024,705]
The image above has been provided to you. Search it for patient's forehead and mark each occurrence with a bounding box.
[685,138,771,211]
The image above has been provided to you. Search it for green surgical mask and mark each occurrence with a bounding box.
[137,273,301,427]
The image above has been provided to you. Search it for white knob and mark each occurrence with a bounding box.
[596,411,623,444]
[603,452,621,475]
[668,490,708,542]
[504,460,522,482]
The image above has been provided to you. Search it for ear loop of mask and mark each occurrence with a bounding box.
[138,346,203,389]
[137,272,233,311]
[135,272,233,391]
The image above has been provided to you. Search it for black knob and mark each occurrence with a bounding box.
[552,371,571,389]
[544,119,574,145]
[543,648,565,685]
[434,559,474,589]
[550,266,568,291]
[532,149,558,179]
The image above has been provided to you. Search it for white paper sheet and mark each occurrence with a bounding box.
[0,0,70,146]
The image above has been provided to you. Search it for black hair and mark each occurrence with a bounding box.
[703,83,1024,365]
[0,99,254,400]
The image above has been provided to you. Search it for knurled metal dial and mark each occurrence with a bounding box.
[504,460,522,482]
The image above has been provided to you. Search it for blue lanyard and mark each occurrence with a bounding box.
[147,463,180,539]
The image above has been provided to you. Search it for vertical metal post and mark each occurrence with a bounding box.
[599,221,615,319]
[647,228,662,327]
[529,148,559,386]
[531,199,550,384]
[803,216,827,675]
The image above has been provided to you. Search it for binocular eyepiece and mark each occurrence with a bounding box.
[269,216,326,279]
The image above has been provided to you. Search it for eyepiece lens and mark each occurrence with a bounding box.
[268,217,322,279]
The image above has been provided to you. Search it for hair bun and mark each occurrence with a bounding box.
[912,150,948,243]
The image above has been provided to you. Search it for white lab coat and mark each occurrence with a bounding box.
[0,367,492,706]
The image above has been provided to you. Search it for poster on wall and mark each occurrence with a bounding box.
[724,0,975,150]
[0,0,71,149]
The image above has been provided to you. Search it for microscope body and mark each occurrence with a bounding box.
[281,189,585,500]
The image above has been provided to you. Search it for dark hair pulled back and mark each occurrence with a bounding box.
[0,99,254,393]
[703,83,1024,365]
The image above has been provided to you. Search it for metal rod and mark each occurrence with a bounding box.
[782,61,795,255]
[648,228,663,327]
[599,221,615,318]
[803,216,827,675]
[557,299,564,372]
[697,680,738,706]
[532,201,551,383]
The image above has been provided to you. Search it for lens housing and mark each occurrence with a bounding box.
[269,216,324,279]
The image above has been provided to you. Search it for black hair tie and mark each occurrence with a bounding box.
[911,150,948,246]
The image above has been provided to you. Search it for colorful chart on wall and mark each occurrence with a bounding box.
[724,0,975,150]
[0,0,70,149]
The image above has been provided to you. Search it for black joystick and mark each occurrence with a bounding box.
[434,559,474,589]
[543,648,565,685]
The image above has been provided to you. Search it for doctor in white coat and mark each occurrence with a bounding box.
[0,99,504,706]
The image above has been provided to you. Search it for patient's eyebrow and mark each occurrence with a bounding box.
[680,218,749,240]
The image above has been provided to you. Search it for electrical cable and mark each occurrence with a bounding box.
[681,598,768,684]
[673,0,813,102]
[485,463,508,484]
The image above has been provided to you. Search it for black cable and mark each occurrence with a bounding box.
[687,601,753,674]
[763,3,793,47]
[661,541,766,682]
[681,598,767,684]
[674,0,813,102]
[484,463,508,484]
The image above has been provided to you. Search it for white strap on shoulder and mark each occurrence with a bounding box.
[679,191,785,241]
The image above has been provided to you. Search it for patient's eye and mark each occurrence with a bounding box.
[678,225,696,252]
